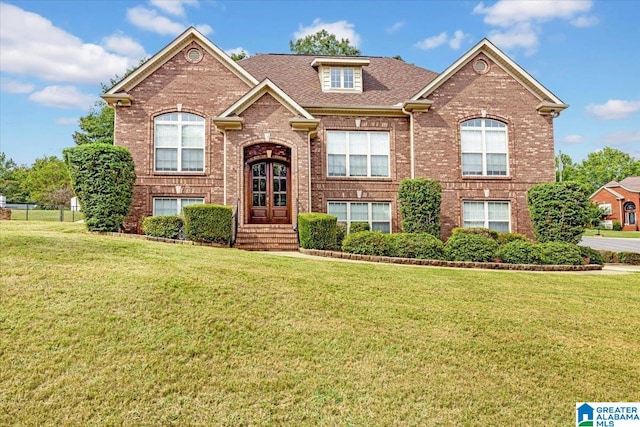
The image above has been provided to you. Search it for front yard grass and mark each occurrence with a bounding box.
[1,221,639,426]
[583,228,640,238]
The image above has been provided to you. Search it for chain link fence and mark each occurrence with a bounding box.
[2,202,84,222]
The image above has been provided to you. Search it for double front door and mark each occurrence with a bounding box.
[248,161,290,224]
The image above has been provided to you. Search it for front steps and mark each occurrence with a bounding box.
[234,224,299,251]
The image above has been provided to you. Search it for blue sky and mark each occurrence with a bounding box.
[1,0,639,167]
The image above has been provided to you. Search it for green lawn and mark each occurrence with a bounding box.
[583,228,640,238]
[2,221,639,426]
[9,208,84,222]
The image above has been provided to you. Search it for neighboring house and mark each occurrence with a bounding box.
[102,27,567,250]
[590,176,640,231]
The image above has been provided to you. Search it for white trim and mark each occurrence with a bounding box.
[217,78,315,120]
[326,130,391,178]
[152,197,204,216]
[462,200,511,232]
[327,201,392,233]
[154,112,205,173]
[411,39,566,106]
[460,118,509,177]
[104,27,258,96]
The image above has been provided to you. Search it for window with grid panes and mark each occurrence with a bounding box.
[461,119,508,176]
[154,113,205,172]
[463,201,510,232]
[327,131,390,177]
[327,201,391,233]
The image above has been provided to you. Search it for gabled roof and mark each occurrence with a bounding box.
[411,39,568,114]
[217,78,314,119]
[239,54,438,108]
[103,27,258,104]
[618,176,640,192]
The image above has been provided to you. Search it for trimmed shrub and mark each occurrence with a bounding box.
[452,227,499,240]
[527,182,590,244]
[184,204,232,245]
[578,246,604,266]
[342,231,390,256]
[336,222,347,249]
[387,233,445,260]
[63,143,136,232]
[349,222,370,233]
[612,221,622,231]
[496,232,529,246]
[443,233,498,263]
[298,213,337,250]
[497,240,544,265]
[398,178,442,236]
[619,252,640,265]
[599,250,619,263]
[538,242,583,266]
[142,215,184,240]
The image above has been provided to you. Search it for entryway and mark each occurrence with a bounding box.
[248,160,290,224]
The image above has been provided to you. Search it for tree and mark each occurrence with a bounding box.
[230,51,248,61]
[72,102,114,145]
[289,29,361,55]
[64,144,136,232]
[527,182,590,244]
[0,153,29,202]
[398,178,442,236]
[22,156,72,206]
[555,152,578,183]
[571,147,640,193]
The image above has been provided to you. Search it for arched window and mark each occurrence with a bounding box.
[461,118,508,176]
[624,201,636,225]
[154,112,205,172]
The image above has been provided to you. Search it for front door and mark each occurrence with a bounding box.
[249,161,290,224]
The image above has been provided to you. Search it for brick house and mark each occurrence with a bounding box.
[102,27,567,249]
[590,177,640,231]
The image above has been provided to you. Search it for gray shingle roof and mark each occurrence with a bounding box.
[239,54,438,107]
[618,176,640,192]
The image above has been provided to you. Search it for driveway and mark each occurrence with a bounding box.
[580,237,640,253]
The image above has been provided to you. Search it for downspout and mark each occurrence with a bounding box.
[308,133,312,215]
[222,129,227,205]
[401,107,415,178]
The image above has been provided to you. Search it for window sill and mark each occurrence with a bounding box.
[153,171,207,176]
[326,176,393,182]
[461,175,511,180]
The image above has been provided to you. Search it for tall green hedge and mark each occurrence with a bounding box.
[527,182,590,244]
[183,204,232,245]
[63,143,136,232]
[398,178,442,236]
[298,213,336,250]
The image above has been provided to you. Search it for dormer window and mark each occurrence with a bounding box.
[331,68,354,89]
[311,57,370,93]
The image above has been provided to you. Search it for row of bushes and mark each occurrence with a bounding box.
[341,228,605,266]
[141,204,232,245]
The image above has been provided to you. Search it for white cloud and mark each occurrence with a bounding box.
[0,3,132,84]
[563,134,584,144]
[385,21,405,34]
[449,30,466,49]
[415,32,448,50]
[586,100,640,120]
[571,15,599,27]
[103,33,147,58]
[28,86,96,109]
[488,22,539,55]
[415,30,468,50]
[473,0,593,27]
[0,77,34,94]
[55,117,79,125]
[149,0,198,17]
[294,19,361,47]
[473,0,596,55]
[602,130,640,146]
[127,6,187,35]
[195,24,213,36]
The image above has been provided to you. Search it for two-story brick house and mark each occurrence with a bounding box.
[102,27,567,249]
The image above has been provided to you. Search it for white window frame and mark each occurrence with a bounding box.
[461,118,508,177]
[154,112,205,173]
[326,131,390,178]
[327,201,392,233]
[462,200,511,232]
[330,67,354,89]
[152,197,204,216]
[598,203,612,215]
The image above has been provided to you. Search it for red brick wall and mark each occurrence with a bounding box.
[412,53,556,239]
[591,187,640,231]
[114,41,253,231]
